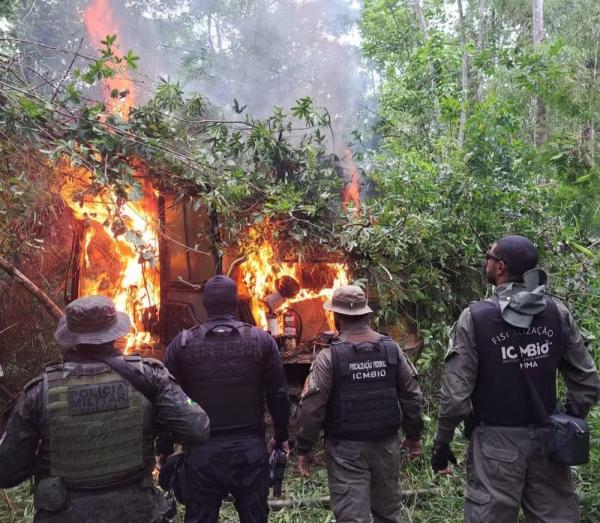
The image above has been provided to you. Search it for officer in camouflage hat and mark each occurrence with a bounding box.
[432,235,600,522]
[296,285,424,523]
[0,295,210,523]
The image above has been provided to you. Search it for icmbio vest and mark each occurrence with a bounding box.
[177,321,265,438]
[469,297,563,426]
[325,337,402,440]
[40,357,153,489]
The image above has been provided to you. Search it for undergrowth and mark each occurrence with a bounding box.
[2,416,599,523]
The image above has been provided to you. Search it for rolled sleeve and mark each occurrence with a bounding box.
[436,308,478,443]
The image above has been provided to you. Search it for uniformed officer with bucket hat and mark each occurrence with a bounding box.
[0,295,210,522]
[296,285,424,523]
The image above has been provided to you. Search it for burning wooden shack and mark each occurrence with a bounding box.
[55,0,418,399]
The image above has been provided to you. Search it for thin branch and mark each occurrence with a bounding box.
[0,322,19,337]
[51,37,83,103]
[0,37,98,62]
[0,255,63,321]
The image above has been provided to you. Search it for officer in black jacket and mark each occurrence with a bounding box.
[432,235,600,522]
[163,275,289,523]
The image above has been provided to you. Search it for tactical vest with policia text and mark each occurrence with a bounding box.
[176,321,265,438]
[469,296,563,426]
[325,336,402,441]
[39,356,154,490]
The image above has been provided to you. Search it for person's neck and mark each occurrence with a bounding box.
[206,312,237,321]
[65,343,122,360]
[339,320,371,334]
[495,273,524,287]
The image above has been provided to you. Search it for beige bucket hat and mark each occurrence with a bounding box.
[323,285,373,316]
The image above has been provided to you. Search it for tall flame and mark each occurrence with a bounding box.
[55,0,160,353]
[342,148,361,211]
[236,224,349,333]
[84,0,135,118]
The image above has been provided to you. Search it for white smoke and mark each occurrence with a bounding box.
[115,0,365,148]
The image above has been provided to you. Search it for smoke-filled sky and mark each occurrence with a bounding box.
[16,0,368,148]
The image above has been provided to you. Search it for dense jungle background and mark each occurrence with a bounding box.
[0,0,599,521]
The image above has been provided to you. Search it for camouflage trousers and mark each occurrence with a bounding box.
[325,435,402,523]
[465,425,580,523]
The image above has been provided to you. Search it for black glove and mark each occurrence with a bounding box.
[431,441,457,472]
[564,401,586,419]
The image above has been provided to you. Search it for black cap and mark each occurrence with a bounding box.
[203,275,238,317]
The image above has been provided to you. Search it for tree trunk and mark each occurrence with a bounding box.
[414,0,429,38]
[532,0,544,47]
[476,0,487,53]
[581,47,598,167]
[532,0,547,146]
[457,0,470,149]
[207,12,215,53]
[0,255,63,321]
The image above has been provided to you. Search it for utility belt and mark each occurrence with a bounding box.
[472,421,550,434]
[466,415,590,466]
[208,428,265,441]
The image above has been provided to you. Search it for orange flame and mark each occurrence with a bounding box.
[84,0,136,118]
[59,161,160,353]
[342,148,361,211]
[54,0,159,353]
[236,224,349,334]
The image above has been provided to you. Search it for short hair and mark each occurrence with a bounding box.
[494,235,538,280]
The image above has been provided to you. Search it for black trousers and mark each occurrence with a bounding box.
[177,437,269,523]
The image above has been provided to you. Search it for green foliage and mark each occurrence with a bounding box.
[1,2,599,520]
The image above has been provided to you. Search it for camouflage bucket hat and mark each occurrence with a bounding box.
[54,295,132,347]
[323,285,373,316]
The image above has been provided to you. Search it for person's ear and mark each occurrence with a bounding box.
[497,260,506,276]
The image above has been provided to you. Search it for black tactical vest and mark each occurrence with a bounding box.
[325,337,402,441]
[469,297,563,426]
[177,321,265,438]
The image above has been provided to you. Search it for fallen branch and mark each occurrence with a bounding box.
[0,256,63,321]
[265,488,441,511]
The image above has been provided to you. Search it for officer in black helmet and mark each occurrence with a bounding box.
[0,295,210,522]
[162,275,289,523]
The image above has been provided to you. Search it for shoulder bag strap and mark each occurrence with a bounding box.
[89,354,155,404]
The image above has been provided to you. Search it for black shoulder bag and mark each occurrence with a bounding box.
[515,348,590,465]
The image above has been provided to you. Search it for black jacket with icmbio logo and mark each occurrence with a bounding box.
[469,297,562,426]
